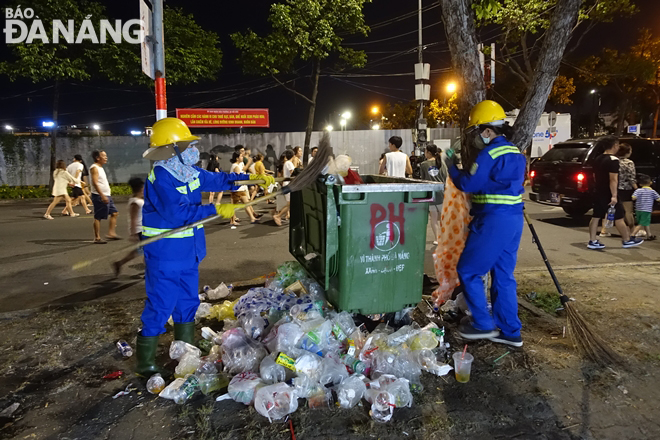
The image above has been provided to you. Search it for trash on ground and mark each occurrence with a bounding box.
[103,370,124,380]
[155,261,455,423]
[116,340,133,357]
[0,403,20,418]
[113,383,137,399]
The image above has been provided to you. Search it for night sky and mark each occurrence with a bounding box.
[0,0,659,134]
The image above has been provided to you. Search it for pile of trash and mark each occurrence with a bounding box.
[153,262,453,423]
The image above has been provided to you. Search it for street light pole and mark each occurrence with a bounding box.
[589,90,598,138]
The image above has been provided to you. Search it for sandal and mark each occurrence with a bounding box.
[44,214,54,220]
[106,235,122,241]
[272,214,282,226]
[649,235,657,241]
[62,212,70,216]
[94,239,107,244]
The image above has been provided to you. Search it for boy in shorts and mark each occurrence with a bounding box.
[631,174,660,241]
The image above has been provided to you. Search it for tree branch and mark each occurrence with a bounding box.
[521,35,535,79]
[566,21,597,55]
[271,74,314,104]
[502,44,532,84]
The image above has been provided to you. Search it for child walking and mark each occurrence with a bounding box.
[113,178,144,276]
[631,174,659,241]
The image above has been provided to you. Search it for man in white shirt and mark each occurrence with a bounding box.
[379,136,412,178]
[90,150,119,243]
[65,154,91,214]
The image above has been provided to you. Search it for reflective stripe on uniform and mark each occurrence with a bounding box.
[142,226,195,238]
[148,170,156,183]
[189,178,200,191]
[488,146,520,159]
[471,194,523,205]
[142,224,205,239]
[175,185,188,194]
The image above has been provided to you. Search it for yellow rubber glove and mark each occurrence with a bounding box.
[249,174,276,189]
[215,203,244,219]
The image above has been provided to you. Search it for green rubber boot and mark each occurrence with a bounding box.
[135,334,160,377]
[173,322,196,345]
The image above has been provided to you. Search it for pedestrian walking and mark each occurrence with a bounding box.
[291,146,304,169]
[135,117,272,376]
[419,144,448,245]
[273,149,295,226]
[90,150,120,244]
[44,160,79,220]
[448,100,526,347]
[64,154,92,215]
[229,151,257,227]
[600,143,636,236]
[206,154,222,204]
[379,136,412,178]
[631,174,659,241]
[587,136,643,249]
[112,178,145,276]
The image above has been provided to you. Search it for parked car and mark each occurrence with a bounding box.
[528,137,660,217]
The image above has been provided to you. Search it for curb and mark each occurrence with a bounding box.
[517,260,660,272]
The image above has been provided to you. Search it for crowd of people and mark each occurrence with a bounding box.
[588,135,658,249]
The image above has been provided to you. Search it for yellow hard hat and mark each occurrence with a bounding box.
[467,100,507,129]
[143,117,200,160]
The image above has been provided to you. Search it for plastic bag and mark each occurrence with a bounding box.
[221,328,268,374]
[159,377,185,401]
[254,383,299,422]
[227,372,264,405]
[238,311,269,340]
[294,353,322,380]
[169,340,201,360]
[318,356,349,386]
[292,374,320,399]
[195,302,212,320]
[433,177,472,305]
[335,375,367,409]
[175,352,201,378]
[260,355,287,384]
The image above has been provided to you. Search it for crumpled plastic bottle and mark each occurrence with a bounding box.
[259,355,287,384]
[239,311,269,340]
[387,323,421,346]
[173,374,200,404]
[254,383,299,423]
[221,328,268,374]
[335,375,367,408]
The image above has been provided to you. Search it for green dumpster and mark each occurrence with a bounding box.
[289,175,444,314]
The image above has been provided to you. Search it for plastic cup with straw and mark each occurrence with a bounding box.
[453,344,474,383]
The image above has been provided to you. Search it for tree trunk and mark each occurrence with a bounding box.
[49,79,60,190]
[511,0,582,151]
[303,59,321,164]
[615,98,628,136]
[439,0,486,129]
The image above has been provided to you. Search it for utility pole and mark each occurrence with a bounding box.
[414,0,429,157]
[152,0,167,121]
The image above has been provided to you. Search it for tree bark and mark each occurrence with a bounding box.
[303,59,321,161]
[439,0,486,128]
[439,0,486,169]
[511,0,582,150]
[49,79,60,190]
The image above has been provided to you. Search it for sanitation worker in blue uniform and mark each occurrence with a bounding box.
[136,117,274,376]
[448,100,526,348]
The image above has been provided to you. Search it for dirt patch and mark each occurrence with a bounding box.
[1,265,659,440]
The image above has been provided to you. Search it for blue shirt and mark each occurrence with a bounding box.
[142,166,249,270]
[449,136,526,215]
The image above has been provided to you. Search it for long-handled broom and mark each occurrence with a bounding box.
[72,133,333,271]
[523,210,622,366]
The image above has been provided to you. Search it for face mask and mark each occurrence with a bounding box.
[481,136,491,145]
[182,145,200,166]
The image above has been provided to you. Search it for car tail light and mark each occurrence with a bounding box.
[576,172,587,191]
[530,170,536,178]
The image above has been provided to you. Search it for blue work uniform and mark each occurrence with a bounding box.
[140,166,248,337]
[449,136,526,338]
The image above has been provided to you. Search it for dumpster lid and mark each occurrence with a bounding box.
[340,175,444,193]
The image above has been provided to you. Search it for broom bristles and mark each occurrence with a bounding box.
[566,301,624,366]
[286,132,332,193]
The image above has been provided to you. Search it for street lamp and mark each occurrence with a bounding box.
[371,124,380,130]
[446,82,457,94]
[371,106,379,115]
[4,125,13,133]
[341,111,351,120]
[130,130,142,136]
[42,121,55,128]
[590,89,596,94]
[92,124,100,136]
[325,125,333,131]
[340,119,347,128]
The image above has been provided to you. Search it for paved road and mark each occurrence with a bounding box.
[0,195,658,313]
